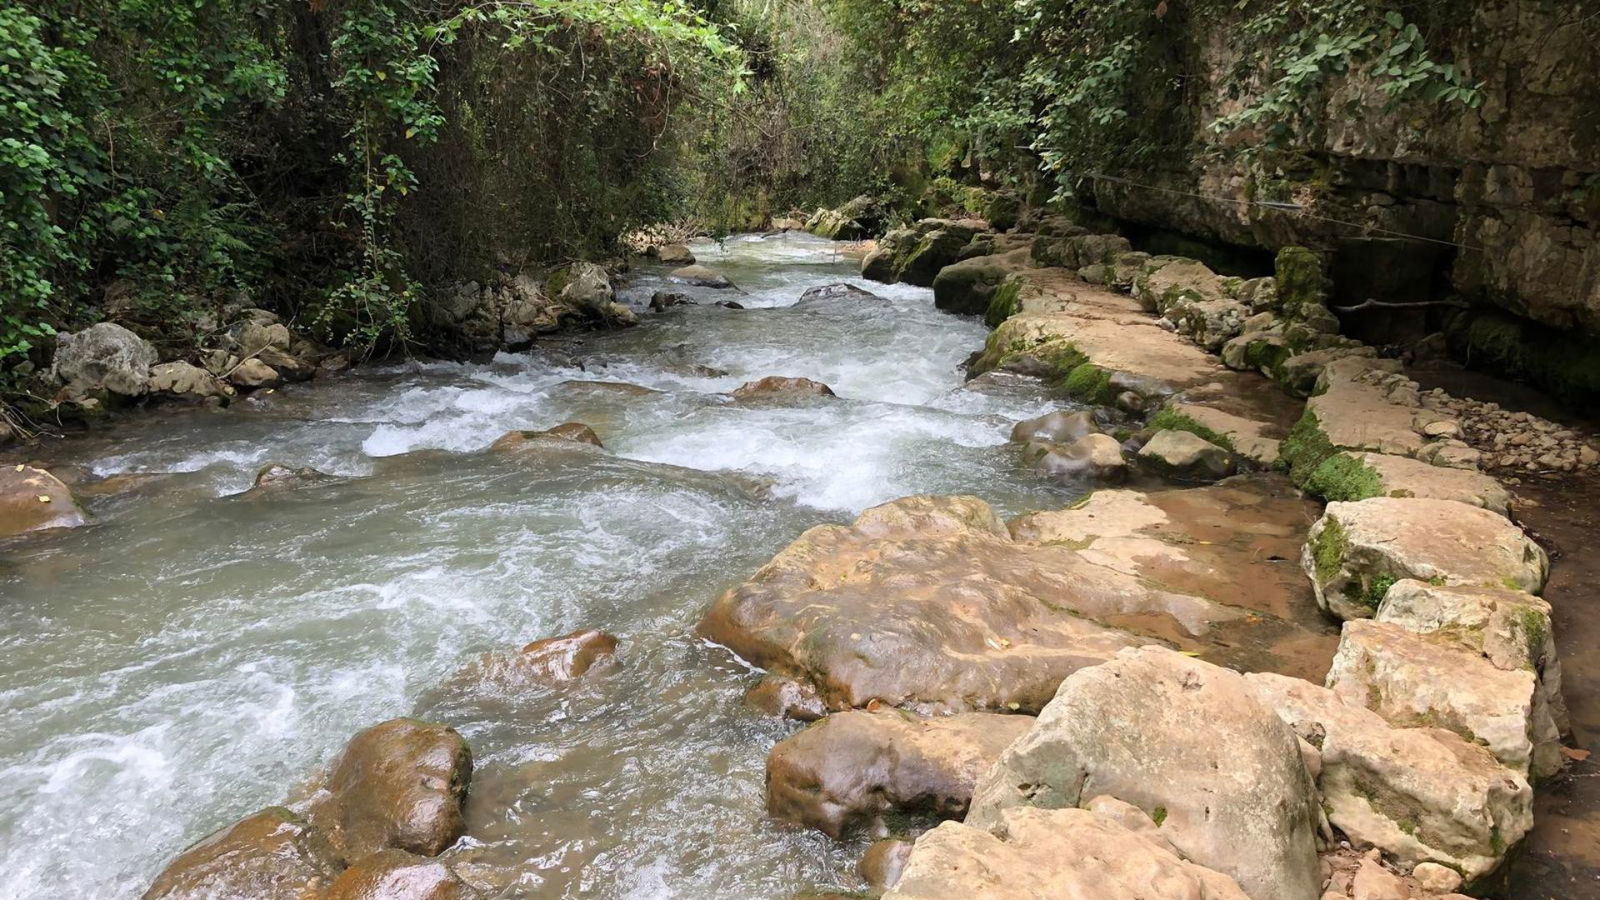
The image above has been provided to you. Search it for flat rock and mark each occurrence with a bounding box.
[1246,672,1532,881]
[1164,401,1284,467]
[0,465,89,537]
[148,361,234,402]
[323,849,476,900]
[143,807,340,900]
[1326,620,1559,777]
[731,376,836,400]
[797,283,885,305]
[1349,452,1511,515]
[967,647,1323,900]
[766,709,1033,837]
[883,807,1250,899]
[1302,497,1548,621]
[668,264,734,288]
[1137,429,1237,482]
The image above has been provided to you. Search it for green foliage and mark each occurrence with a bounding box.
[1304,452,1384,502]
[1311,515,1349,583]
[1282,408,1340,490]
[1148,408,1235,452]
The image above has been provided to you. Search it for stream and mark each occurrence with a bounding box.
[0,233,1088,899]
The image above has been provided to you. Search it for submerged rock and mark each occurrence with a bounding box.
[445,629,620,695]
[143,807,341,900]
[796,283,885,305]
[308,718,472,862]
[245,463,338,495]
[766,709,1032,837]
[668,265,735,289]
[50,322,158,397]
[489,422,604,451]
[884,807,1250,900]
[323,849,476,900]
[0,465,89,537]
[649,291,695,311]
[1137,429,1237,482]
[859,839,914,893]
[967,647,1323,900]
[744,674,828,721]
[731,376,836,400]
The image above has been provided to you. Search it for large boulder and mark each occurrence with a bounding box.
[1008,409,1098,445]
[967,647,1323,900]
[308,719,472,862]
[143,807,341,900]
[884,806,1250,900]
[0,465,88,537]
[1020,434,1127,484]
[50,322,158,396]
[766,710,1033,837]
[931,257,1011,317]
[1137,429,1237,482]
[1245,672,1532,882]
[1309,451,1513,515]
[557,262,614,311]
[228,358,281,389]
[1302,498,1549,621]
[667,264,735,289]
[731,376,836,400]
[1326,619,1560,777]
[654,243,695,265]
[862,227,916,283]
[323,849,475,900]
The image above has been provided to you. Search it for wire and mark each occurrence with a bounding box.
[1071,170,1482,253]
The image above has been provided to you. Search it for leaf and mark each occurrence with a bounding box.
[1384,11,1404,29]
[1561,746,1591,762]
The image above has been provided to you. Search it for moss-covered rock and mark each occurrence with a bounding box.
[1274,246,1332,320]
[932,258,1009,317]
[1443,308,1600,410]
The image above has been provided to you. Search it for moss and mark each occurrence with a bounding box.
[1310,517,1349,584]
[1445,309,1600,409]
[1364,573,1398,609]
[1151,806,1168,826]
[1304,453,1383,502]
[1517,607,1550,670]
[1274,246,1331,319]
[984,277,1023,328]
[1060,363,1117,405]
[1147,408,1234,451]
[1241,337,1292,381]
[1281,408,1339,491]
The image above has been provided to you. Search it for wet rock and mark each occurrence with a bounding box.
[557,261,614,311]
[1008,409,1098,444]
[668,264,735,289]
[489,423,604,451]
[259,347,318,383]
[248,463,337,493]
[859,839,913,892]
[806,195,884,241]
[308,718,472,861]
[883,807,1250,900]
[319,353,354,376]
[323,849,476,900]
[1245,672,1531,881]
[714,299,746,310]
[50,322,158,396]
[968,647,1323,900]
[148,361,234,402]
[731,376,836,400]
[446,629,619,695]
[649,291,695,311]
[1302,498,1549,621]
[931,256,1011,317]
[0,465,89,537]
[744,674,828,721]
[143,807,340,900]
[228,357,282,389]
[654,244,695,266]
[1327,620,1559,777]
[1137,429,1236,482]
[766,709,1033,837]
[1022,433,1127,483]
[797,283,885,305]
[1162,401,1282,467]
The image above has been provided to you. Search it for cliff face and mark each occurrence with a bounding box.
[1086,0,1598,338]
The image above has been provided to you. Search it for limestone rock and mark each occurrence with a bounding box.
[931,256,1011,316]
[1350,857,1408,900]
[884,806,1250,900]
[1008,409,1098,445]
[0,465,89,537]
[238,321,292,356]
[1163,401,1283,467]
[1344,452,1511,516]
[654,243,695,265]
[1410,862,1463,894]
[323,849,476,900]
[1137,429,1237,482]
[1021,433,1128,484]
[796,283,885,306]
[245,463,337,496]
[557,262,614,311]
[1245,671,1531,881]
[143,807,341,900]
[489,423,604,451]
[1302,498,1547,621]
[51,322,158,396]
[229,358,282,389]
[731,376,836,400]
[967,647,1323,900]
[668,264,735,289]
[148,361,233,402]
[766,709,1033,837]
[860,839,914,893]
[308,718,472,861]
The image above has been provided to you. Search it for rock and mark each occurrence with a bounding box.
[1321,452,1512,516]
[745,674,829,721]
[862,227,916,283]
[1326,620,1558,777]
[931,257,1012,317]
[228,358,282,389]
[883,807,1251,900]
[1410,862,1463,894]
[50,322,158,396]
[1244,672,1531,881]
[0,465,89,537]
[1133,257,1227,316]
[1351,857,1409,900]
[860,839,914,892]
[444,630,618,695]
[556,262,614,311]
[1022,433,1127,483]
[807,195,883,241]
[319,353,354,375]
[655,243,695,265]
[247,463,337,494]
[731,376,836,400]
[967,647,1323,900]
[797,283,885,305]
[668,264,735,289]
[899,228,974,287]
[1137,429,1236,482]
[649,291,695,311]
[147,361,233,402]
[238,321,292,356]
[767,709,1032,837]
[1162,401,1283,468]
[143,807,341,900]
[259,347,318,382]
[714,299,745,310]
[489,423,604,451]
[323,849,476,900]
[307,718,472,861]
[1008,409,1098,444]
[1302,498,1549,621]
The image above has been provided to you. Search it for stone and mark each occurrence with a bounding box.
[654,243,695,265]
[556,262,614,311]
[1302,498,1549,621]
[1162,401,1283,468]
[259,347,317,382]
[899,228,973,287]
[1410,862,1463,894]
[1326,620,1558,777]
[931,256,1011,316]
[147,361,233,402]
[1133,257,1227,316]
[649,291,695,311]
[444,630,618,695]
[1350,857,1408,900]
[1341,453,1512,516]
[744,675,828,721]
[1021,433,1127,483]
[797,283,885,305]
[323,849,476,900]
[238,321,292,356]
[50,322,158,396]
[228,358,282,389]
[246,463,337,494]
[489,423,604,451]
[1008,410,1098,444]
[0,465,89,537]
[1137,429,1237,482]
[668,264,734,289]
[859,839,914,893]
[307,718,472,861]
[142,807,341,900]
[766,709,1032,837]
[731,376,836,400]
[883,807,1250,900]
[967,647,1323,900]
[1244,672,1531,881]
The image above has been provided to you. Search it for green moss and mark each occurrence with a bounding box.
[1365,573,1398,609]
[1060,363,1117,405]
[1304,453,1383,502]
[1517,607,1550,670]
[1281,409,1339,491]
[1274,246,1331,319]
[1151,806,1168,826]
[1310,517,1349,584]
[1445,309,1600,409]
[1148,408,1234,451]
[984,278,1023,328]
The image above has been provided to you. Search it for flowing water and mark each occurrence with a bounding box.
[0,233,1086,899]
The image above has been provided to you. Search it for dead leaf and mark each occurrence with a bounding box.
[1560,746,1591,762]
[38,495,51,503]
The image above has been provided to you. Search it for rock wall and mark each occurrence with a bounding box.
[1085,0,1599,341]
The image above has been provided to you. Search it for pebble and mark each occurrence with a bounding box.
[1410,861,1463,893]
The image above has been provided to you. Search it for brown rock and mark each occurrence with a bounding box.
[766,709,1033,837]
[444,630,619,695]
[744,675,828,721]
[0,465,89,538]
[654,244,696,266]
[322,849,476,900]
[143,807,340,900]
[308,718,472,861]
[246,463,337,495]
[668,264,734,288]
[489,423,604,451]
[731,376,836,400]
[859,839,914,892]
[1008,409,1098,444]
[229,358,282,389]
